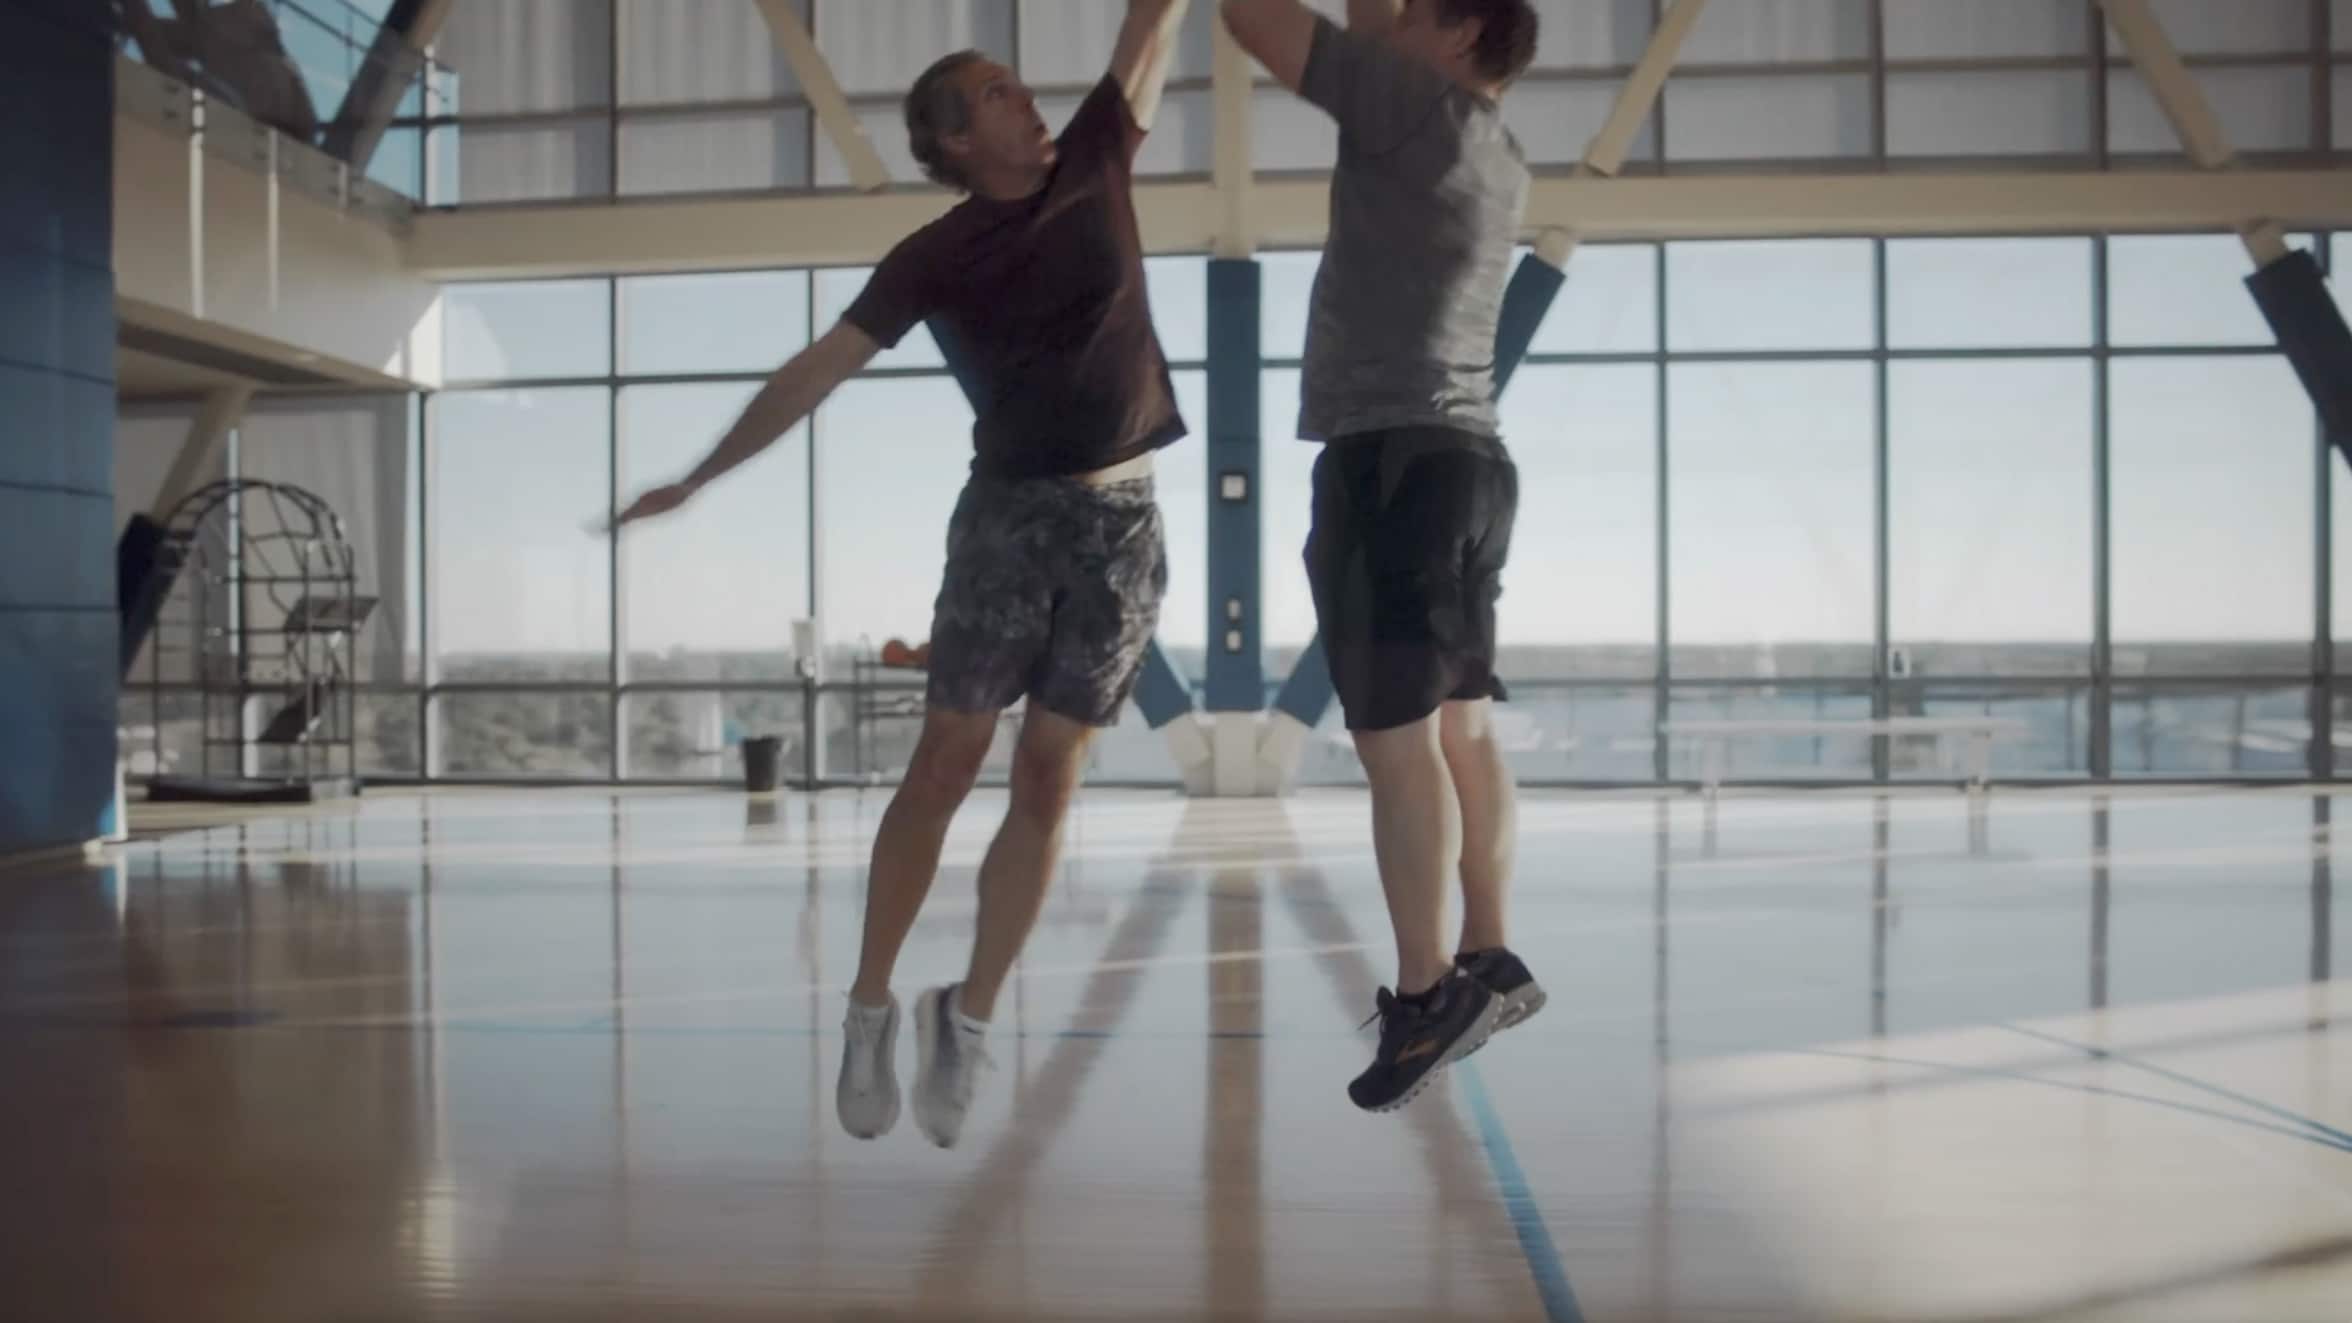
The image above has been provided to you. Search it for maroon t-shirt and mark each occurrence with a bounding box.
[842,76,1187,481]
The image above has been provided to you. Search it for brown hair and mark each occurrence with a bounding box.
[905,50,989,190]
[1430,0,1540,87]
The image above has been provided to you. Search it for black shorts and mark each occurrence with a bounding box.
[927,475,1166,727]
[1304,427,1517,733]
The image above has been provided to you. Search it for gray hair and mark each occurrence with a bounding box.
[905,50,989,190]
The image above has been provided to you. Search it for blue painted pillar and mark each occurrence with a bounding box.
[927,314,1197,727]
[1269,251,1567,730]
[1204,259,1264,712]
[1,0,115,855]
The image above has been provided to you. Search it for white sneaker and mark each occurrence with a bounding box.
[836,994,901,1139]
[911,984,993,1149]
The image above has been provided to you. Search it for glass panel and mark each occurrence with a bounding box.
[434,692,614,778]
[1155,373,1210,655]
[1887,238,2094,349]
[1527,244,1657,355]
[1883,0,2087,58]
[2109,357,2313,676]
[1886,71,2093,158]
[813,267,944,370]
[2108,233,2306,348]
[622,691,806,780]
[1890,360,2094,677]
[1668,363,1875,678]
[430,388,613,683]
[357,692,423,776]
[2111,685,2312,776]
[1145,256,1209,363]
[1666,240,1876,352]
[1496,365,1658,677]
[118,690,208,780]
[1892,686,2093,778]
[618,271,811,377]
[616,108,813,195]
[366,126,424,199]
[1258,251,1321,363]
[428,119,615,205]
[443,280,612,381]
[1502,685,1657,781]
[1662,75,1874,161]
[618,384,809,682]
[1259,369,1320,656]
[1664,686,1876,780]
[816,376,972,659]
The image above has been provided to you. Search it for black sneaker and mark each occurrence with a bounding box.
[1347,971,1502,1113]
[1456,947,1547,1034]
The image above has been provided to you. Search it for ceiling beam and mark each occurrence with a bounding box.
[404,168,2352,281]
[753,0,891,193]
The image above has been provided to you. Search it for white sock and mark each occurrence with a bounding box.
[948,985,989,1037]
[846,995,892,1022]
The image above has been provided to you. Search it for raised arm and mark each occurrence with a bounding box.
[1218,0,1318,93]
[1111,0,1195,131]
[1347,0,1400,35]
[612,321,878,527]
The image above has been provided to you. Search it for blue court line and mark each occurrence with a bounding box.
[1457,1059,1586,1323]
[1998,1022,2352,1150]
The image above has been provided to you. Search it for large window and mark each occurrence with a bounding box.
[355,227,2342,785]
[1669,362,1876,680]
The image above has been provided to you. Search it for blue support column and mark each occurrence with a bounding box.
[2244,249,2352,466]
[927,315,1198,727]
[1270,251,1567,730]
[1205,259,1264,712]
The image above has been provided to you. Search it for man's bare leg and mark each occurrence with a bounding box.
[1439,698,1515,956]
[958,706,1095,1020]
[846,707,1000,1008]
[1352,713,1461,998]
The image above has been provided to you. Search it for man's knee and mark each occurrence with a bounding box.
[1438,700,1496,762]
[902,716,995,808]
[1008,718,1091,823]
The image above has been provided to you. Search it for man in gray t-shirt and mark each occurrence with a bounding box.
[1224,0,1542,1114]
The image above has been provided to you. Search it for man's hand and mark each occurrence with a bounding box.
[610,482,695,530]
[1113,0,1194,131]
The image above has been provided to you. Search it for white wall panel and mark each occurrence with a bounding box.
[1664,74,1872,160]
[812,0,1015,95]
[2109,66,2313,155]
[1502,79,1641,166]
[1526,0,1651,69]
[1678,0,1871,65]
[619,0,800,106]
[1017,0,1213,85]
[438,0,614,115]
[620,109,813,195]
[2104,0,2312,55]
[1883,0,2086,60]
[1888,70,2091,157]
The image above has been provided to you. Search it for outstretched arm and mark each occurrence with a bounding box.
[1218,0,1318,93]
[1111,0,1195,131]
[612,322,877,527]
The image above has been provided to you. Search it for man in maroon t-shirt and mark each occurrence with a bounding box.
[612,2,1192,1149]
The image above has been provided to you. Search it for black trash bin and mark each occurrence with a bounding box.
[742,735,784,793]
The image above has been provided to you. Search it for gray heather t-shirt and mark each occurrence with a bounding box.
[1296,17,1530,443]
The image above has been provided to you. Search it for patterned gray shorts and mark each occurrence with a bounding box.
[927,475,1166,727]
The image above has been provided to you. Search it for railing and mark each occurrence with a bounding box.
[115,0,454,190]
